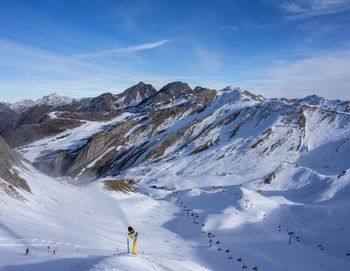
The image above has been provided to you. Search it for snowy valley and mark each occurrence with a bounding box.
[0,82,350,271]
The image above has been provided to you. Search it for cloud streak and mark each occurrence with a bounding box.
[0,37,192,102]
[244,0,350,29]
[246,47,350,100]
[195,47,223,73]
[280,0,350,20]
[75,39,170,58]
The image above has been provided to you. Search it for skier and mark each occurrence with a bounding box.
[25,248,30,256]
[47,246,52,254]
[127,226,138,255]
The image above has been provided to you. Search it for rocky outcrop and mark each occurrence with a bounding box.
[103,179,138,193]
[72,82,157,113]
[150,82,214,107]
[1,83,158,147]
[67,120,137,176]
[0,137,31,196]
[75,93,119,113]
[117,81,157,108]
[14,104,53,125]
[33,120,138,178]
[193,86,217,106]
[0,103,17,132]
[3,118,83,147]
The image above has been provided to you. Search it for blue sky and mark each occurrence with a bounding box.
[1,0,350,102]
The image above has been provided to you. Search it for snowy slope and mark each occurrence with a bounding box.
[1,159,349,271]
[0,161,214,271]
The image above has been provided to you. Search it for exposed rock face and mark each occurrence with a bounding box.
[0,137,31,196]
[193,86,217,106]
[3,118,83,147]
[157,81,193,99]
[76,93,119,113]
[13,104,53,125]
[103,179,138,193]
[1,82,158,147]
[33,120,138,178]
[73,82,157,113]
[1,103,85,147]
[67,120,137,177]
[0,103,18,131]
[117,81,157,108]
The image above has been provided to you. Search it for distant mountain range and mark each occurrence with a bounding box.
[1,81,348,183]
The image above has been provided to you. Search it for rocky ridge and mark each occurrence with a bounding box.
[7,82,348,186]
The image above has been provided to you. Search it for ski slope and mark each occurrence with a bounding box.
[0,162,212,271]
[1,157,349,270]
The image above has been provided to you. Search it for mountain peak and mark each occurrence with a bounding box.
[6,99,36,114]
[217,86,265,103]
[298,94,324,105]
[36,93,74,106]
[118,82,157,107]
[159,81,192,93]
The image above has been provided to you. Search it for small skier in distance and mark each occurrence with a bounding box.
[47,246,52,254]
[127,226,138,255]
[25,248,30,256]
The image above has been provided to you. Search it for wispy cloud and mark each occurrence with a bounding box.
[246,47,350,100]
[218,25,239,32]
[244,0,350,29]
[0,37,189,102]
[297,19,338,32]
[75,40,170,58]
[240,20,287,29]
[297,19,342,43]
[112,2,149,30]
[195,47,223,73]
[279,0,350,20]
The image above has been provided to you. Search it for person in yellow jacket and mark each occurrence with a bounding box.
[127,226,138,255]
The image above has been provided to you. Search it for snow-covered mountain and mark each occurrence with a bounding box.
[5,99,36,114]
[16,84,349,182]
[5,93,74,114]
[36,93,75,106]
[0,82,349,271]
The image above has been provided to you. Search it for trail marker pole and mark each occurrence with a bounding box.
[193,214,199,224]
[288,232,294,245]
[127,237,130,254]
